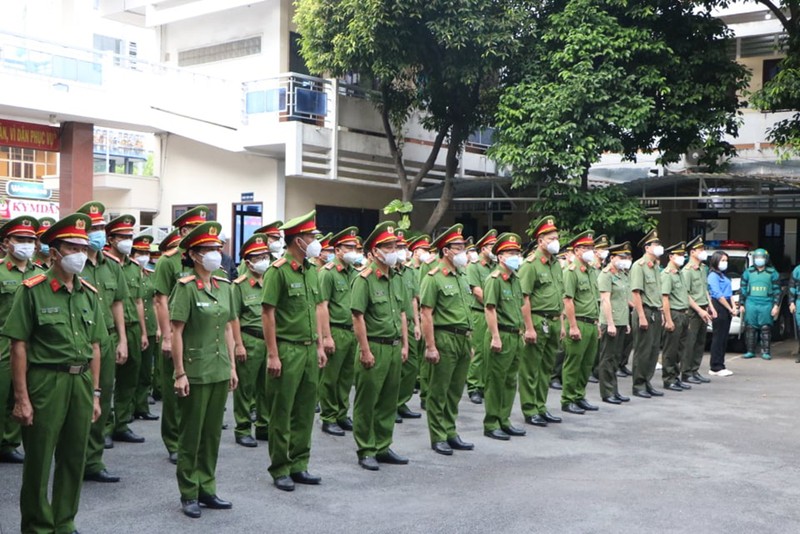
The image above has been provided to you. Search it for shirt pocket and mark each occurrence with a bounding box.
[537,271,552,285]
[644,272,656,285]
[0,280,18,295]
[37,313,68,339]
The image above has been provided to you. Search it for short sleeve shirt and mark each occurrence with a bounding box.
[681,261,710,306]
[466,259,494,310]
[233,271,264,331]
[153,250,192,297]
[0,260,39,360]
[563,261,599,319]
[597,266,630,326]
[82,251,130,330]
[141,269,158,336]
[350,262,404,338]
[519,249,564,314]
[261,254,321,342]
[319,258,356,326]
[483,268,524,329]
[662,266,689,310]
[419,264,474,329]
[121,258,143,324]
[630,256,662,309]
[397,265,418,320]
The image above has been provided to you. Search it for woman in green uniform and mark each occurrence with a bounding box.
[170,221,238,519]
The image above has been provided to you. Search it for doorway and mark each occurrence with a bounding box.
[232,203,263,261]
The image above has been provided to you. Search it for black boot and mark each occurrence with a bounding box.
[743,325,757,358]
[760,325,772,360]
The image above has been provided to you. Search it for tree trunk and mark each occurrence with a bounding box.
[580,164,589,192]
[422,131,460,234]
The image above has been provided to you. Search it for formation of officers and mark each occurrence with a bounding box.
[1,205,731,532]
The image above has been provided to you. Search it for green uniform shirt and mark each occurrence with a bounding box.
[0,260,41,359]
[597,266,630,326]
[350,262,404,338]
[466,259,494,311]
[319,258,356,326]
[81,250,130,331]
[153,250,192,297]
[170,275,235,384]
[563,261,599,319]
[261,253,321,342]
[142,268,157,336]
[662,265,689,310]
[519,249,564,314]
[483,267,524,329]
[233,271,264,331]
[419,264,474,329]
[397,264,418,319]
[630,256,662,309]
[681,261,710,306]
[120,257,143,324]
[2,271,105,364]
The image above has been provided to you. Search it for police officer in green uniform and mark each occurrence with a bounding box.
[105,215,149,443]
[236,220,284,277]
[549,244,575,390]
[4,213,104,534]
[77,201,129,483]
[317,227,360,436]
[33,216,55,270]
[483,233,526,440]
[630,229,665,398]
[681,236,715,383]
[519,216,564,427]
[151,228,181,403]
[400,234,432,413]
[131,234,160,421]
[351,222,409,470]
[395,229,422,422]
[561,231,601,414]
[741,248,781,360]
[0,217,41,465]
[170,221,237,519]
[419,224,475,455]
[588,234,609,384]
[465,229,497,405]
[261,210,327,492]
[154,206,209,464]
[661,242,693,392]
[597,242,632,404]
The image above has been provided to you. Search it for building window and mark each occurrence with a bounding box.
[0,147,58,180]
[178,37,262,67]
[289,32,310,75]
[171,204,218,225]
[763,58,783,86]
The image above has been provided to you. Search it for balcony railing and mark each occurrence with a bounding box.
[244,73,333,125]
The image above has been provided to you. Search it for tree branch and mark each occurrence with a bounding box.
[379,84,409,197]
[408,126,448,195]
[756,0,791,32]
[423,128,461,234]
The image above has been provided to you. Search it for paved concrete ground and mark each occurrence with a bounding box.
[3,344,800,534]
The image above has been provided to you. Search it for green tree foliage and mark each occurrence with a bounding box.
[383,199,414,230]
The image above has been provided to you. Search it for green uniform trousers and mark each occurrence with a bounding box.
[632,307,663,394]
[561,321,599,404]
[426,330,470,444]
[419,349,431,405]
[620,318,634,371]
[353,341,401,458]
[519,315,560,416]
[254,359,270,440]
[111,322,142,434]
[662,311,689,385]
[598,326,627,399]
[0,359,13,455]
[84,331,116,476]
[233,331,267,438]
[483,331,521,432]
[682,311,707,379]
[151,339,163,399]
[319,326,356,425]
[266,341,319,479]
[466,309,488,393]
[397,322,421,412]
[161,351,180,454]
[134,335,157,414]
[176,380,228,500]
[20,367,92,534]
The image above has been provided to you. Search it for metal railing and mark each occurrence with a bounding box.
[243,73,334,125]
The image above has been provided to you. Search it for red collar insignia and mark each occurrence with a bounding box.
[195,279,204,290]
[580,265,586,273]
[541,256,547,264]
[290,261,300,271]
[50,278,61,292]
[647,261,654,268]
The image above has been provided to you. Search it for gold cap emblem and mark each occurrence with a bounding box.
[209,226,218,236]
[76,219,86,230]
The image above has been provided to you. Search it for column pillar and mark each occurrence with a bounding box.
[59,121,94,214]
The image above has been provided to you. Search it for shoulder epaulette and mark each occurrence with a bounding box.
[490,270,502,278]
[102,250,122,264]
[22,273,47,288]
[178,274,196,285]
[234,274,248,285]
[424,255,437,264]
[323,262,335,270]
[360,267,373,278]
[525,254,535,263]
[428,267,440,276]
[213,275,231,284]
[80,279,98,293]
[272,258,287,268]
[602,265,611,273]
[164,248,179,257]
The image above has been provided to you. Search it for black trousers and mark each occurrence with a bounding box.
[710,300,732,372]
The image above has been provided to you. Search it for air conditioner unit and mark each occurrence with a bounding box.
[684,148,706,168]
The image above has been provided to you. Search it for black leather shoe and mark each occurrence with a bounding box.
[376,449,409,464]
[683,375,702,384]
[397,408,422,419]
[113,430,145,443]
[646,387,664,397]
[664,382,683,392]
[168,452,178,465]
[290,471,321,485]
[235,435,258,448]
[550,379,562,390]
[432,441,453,455]
[395,415,403,424]
[542,412,562,423]
[468,391,484,404]
[447,435,475,450]
[359,457,380,471]
[524,414,548,427]
[104,436,114,449]
[614,393,630,402]
[198,494,232,509]
[133,411,159,421]
[0,449,24,463]
[676,380,692,390]
[576,398,599,411]
[420,399,426,410]
[633,389,652,399]
[274,476,295,492]
[255,431,269,442]
[693,372,711,383]
[587,374,599,384]
[562,403,585,415]
[603,396,622,405]
[619,366,632,376]
[84,469,120,483]
[501,425,527,437]
[484,429,510,441]
[337,417,354,431]
[181,499,201,518]
[321,422,345,437]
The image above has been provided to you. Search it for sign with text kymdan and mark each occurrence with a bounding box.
[0,199,59,220]
[0,119,61,151]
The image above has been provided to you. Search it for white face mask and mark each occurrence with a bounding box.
[697,250,708,262]
[377,249,399,267]
[488,252,498,262]
[116,239,133,255]
[581,250,595,264]
[269,238,284,254]
[302,238,322,259]
[617,259,632,271]
[672,255,685,267]
[11,242,35,261]
[468,251,479,263]
[60,251,88,274]
[134,255,150,268]
[599,250,609,260]
[452,251,468,268]
[249,258,269,274]
[418,252,431,263]
[546,239,560,255]
[651,245,664,258]
[718,261,728,272]
[199,250,222,272]
[342,251,359,265]
[396,249,408,263]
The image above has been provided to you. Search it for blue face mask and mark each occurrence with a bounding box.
[754,257,766,267]
[39,244,50,256]
[325,253,335,263]
[88,230,106,252]
[504,255,522,271]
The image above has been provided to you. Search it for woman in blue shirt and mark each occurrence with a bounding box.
[707,251,739,376]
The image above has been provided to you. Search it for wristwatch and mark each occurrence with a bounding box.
[93,388,102,398]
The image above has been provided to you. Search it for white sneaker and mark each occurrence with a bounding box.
[708,369,722,376]
[718,369,733,377]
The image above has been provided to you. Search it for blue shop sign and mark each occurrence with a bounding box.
[6,181,52,200]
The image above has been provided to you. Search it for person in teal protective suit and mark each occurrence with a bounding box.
[740,249,781,360]
[788,261,800,362]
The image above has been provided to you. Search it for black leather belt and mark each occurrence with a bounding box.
[497,325,521,334]
[29,362,90,374]
[575,316,597,325]
[532,311,560,321]
[367,337,401,346]
[436,326,472,337]
[643,305,661,312]
[242,327,264,339]
[471,307,484,313]
[330,323,354,332]
[277,338,314,346]
[672,309,690,315]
